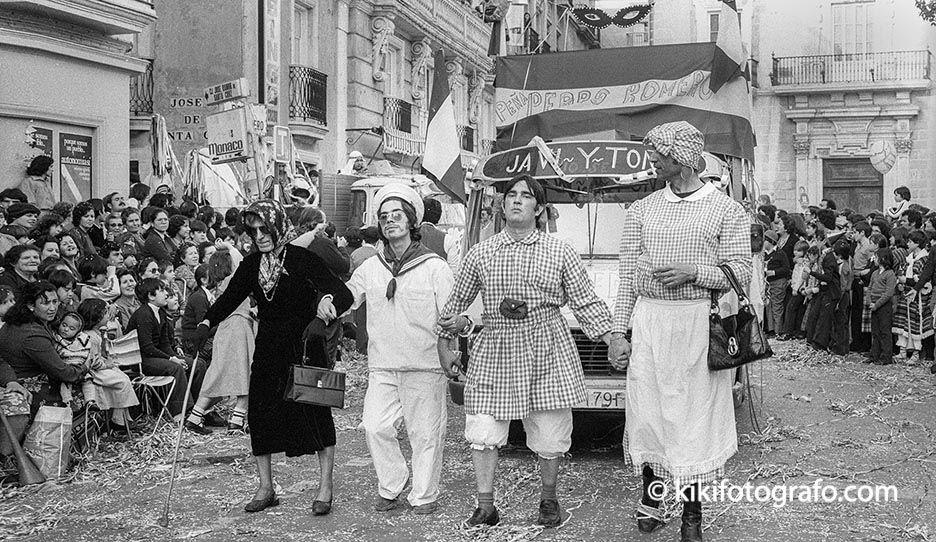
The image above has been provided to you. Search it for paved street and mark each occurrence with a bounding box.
[2,340,935,542]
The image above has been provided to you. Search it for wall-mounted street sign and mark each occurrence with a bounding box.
[473,140,655,184]
[272,126,291,164]
[206,107,252,164]
[204,78,250,106]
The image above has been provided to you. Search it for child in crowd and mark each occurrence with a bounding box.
[156,259,182,319]
[99,242,125,270]
[800,245,822,337]
[866,248,897,365]
[74,299,138,433]
[174,242,200,304]
[77,255,119,302]
[780,241,811,340]
[53,312,101,405]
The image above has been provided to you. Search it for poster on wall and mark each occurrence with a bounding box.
[59,133,92,204]
[265,0,280,129]
[27,126,53,157]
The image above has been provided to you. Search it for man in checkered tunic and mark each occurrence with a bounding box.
[608,121,751,542]
[436,175,614,529]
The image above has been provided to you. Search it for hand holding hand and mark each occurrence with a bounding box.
[317,297,337,322]
[608,334,631,371]
[652,263,697,288]
[438,314,467,334]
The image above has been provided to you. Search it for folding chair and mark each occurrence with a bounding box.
[108,330,177,437]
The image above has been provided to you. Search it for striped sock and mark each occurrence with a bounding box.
[229,408,246,428]
[186,405,206,426]
[478,492,495,511]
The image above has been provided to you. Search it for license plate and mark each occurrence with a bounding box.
[576,388,626,410]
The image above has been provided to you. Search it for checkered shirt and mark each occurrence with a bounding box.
[437,230,613,420]
[613,187,752,333]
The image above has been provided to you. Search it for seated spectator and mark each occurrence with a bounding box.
[8,203,40,230]
[117,207,144,269]
[0,224,28,256]
[0,285,31,477]
[112,269,140,331]
[55,231,82,278]
[124,278,205,420]
[0,244,41,299]
[47,268,78,318]
[189,220,209,245]
[169,215,190,250]
[77,255,119,303]
[104,213,124,244]
[99,242,125,270]
[70,202,98,258]
[136,257,160,280]
[128,183,150,209]
[102,192,128,216]
[73,299,138,434]
[29,212,65,240]
[0,188,27,209]
[141,207,175,264]
[174,242,199,303]
[34,235,60,262]
[0,281,87,412]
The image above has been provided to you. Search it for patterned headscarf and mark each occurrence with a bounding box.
[643,121,705,170]
[243,199,297,298]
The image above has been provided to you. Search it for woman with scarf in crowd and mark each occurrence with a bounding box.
[192,200,353,514]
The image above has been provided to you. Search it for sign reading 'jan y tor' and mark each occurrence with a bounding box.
[477,140,653,182]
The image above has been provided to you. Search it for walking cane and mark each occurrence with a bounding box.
[158,351,200,528]
[0,409,45,486]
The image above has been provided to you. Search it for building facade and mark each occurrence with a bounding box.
[608,0,936,214]
[0,0,156,203]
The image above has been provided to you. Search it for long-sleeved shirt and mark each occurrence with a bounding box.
[867,268,898,311]
[0,321,85,383]
[16,177,55,210]
[346,252,453,372]
[437,229,613,419]
[810,251,841,298]
[790,261,810,293]
[766,248,791,281]
[913,245,936,294]
[852,237,874,275]
[124,304,177,359]
[614,182,751,332]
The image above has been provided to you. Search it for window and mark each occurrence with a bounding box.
[833,2,873,55]
[709,12,719,43]
[292,2,318,67]
[384,40,405,98]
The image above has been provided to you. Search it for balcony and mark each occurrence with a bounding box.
[480,138,495,157]
[0,0,156,34]
[382,97,427,156]
[771,50,931,91]
[289,65,327,126]
[129,58,153,116]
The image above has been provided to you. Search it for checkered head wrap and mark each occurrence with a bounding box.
[643,121,705,170]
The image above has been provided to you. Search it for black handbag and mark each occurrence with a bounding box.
[283,334,346,408]
[708,264,773,371]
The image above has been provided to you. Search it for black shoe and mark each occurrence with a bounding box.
[227,422,249,434]
[184,420,212,435]
[680,515,703,542]
[203,411,227,427]
[931,363,936,374]
[463,506,499,528]
[636,504,664,533]
[312,499,332,516]
[245,491,279,513]
[537,499,561,527]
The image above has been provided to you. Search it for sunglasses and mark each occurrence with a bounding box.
[245,225,273,238]
[377,210,407,223]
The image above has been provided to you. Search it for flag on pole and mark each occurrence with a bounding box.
[422,49,466,205]
[709,0,745,93]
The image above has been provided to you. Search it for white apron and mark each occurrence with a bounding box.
[624,297,737,484]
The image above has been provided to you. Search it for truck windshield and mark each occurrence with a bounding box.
[349,190,367,228]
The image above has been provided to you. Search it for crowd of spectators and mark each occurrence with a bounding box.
[760,187,936,372]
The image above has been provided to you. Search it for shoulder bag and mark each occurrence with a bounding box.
[283,330,346,409]
[708,264,773,371]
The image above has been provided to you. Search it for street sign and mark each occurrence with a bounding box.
[273,126,291,164]
[474,140,655,183]
[206,107,252,164]
[204,78,250,106]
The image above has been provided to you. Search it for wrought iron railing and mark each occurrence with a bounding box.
[289,65,327,125]
[129,58,154,116]
[457,124,475,152]
[383,97,426,156]
[771,50,931,85]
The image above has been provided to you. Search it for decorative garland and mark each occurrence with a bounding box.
[571,2,653,29]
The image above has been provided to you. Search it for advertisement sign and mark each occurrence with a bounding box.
[59,133,92,204]
[205,78,250,106]
[206,108,252,164]
[27,126,53,157]
[264,0,281,129]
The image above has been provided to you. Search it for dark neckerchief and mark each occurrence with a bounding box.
[376,241,440,300]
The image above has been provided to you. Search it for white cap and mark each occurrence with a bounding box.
[374,183,424,224]
[349,151,364,159]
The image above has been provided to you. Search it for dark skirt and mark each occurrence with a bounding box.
[248,319,335,457]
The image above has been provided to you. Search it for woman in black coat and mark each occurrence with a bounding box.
[196,200,352,514]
